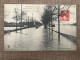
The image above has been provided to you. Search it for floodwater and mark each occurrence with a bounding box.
[4,26,77,51]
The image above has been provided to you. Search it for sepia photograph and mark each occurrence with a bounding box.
[4,4,77,51]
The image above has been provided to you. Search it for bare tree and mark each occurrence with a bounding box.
[12,8,19,32]
[13,8,26,32]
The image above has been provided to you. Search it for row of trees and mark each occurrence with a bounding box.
[41,5,71,28]
[41,5,58,29]
[41,5,71,42]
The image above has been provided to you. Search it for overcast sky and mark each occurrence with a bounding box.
[4,4,46,23]
[4,4,76,24]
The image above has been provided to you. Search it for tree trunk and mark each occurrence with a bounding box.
[44,24,47,29]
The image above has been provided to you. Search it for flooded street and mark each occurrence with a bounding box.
[4,26,77,51]
[4,4,77,51]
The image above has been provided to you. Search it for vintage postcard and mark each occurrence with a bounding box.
[4,4,77,51]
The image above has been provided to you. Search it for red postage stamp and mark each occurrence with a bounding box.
[60,10,70,21]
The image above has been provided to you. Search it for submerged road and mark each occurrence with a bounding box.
[4,26,77,51]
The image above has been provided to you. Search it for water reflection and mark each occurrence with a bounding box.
[4,26,76,51]
[42,28,59,50]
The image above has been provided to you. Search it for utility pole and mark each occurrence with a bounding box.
[26,17,27,24]
[32,13,33,22]
[58,5,60,42]
[21,4,22,30]
[28,16,29,28]
[20,4,22,33]
[14,8,18,33]
[26,13,27,24]
[15,9,17,33]
[32,13,34,26]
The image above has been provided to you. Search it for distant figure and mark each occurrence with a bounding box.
[36,25,38,28]
[52,24,55,27]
